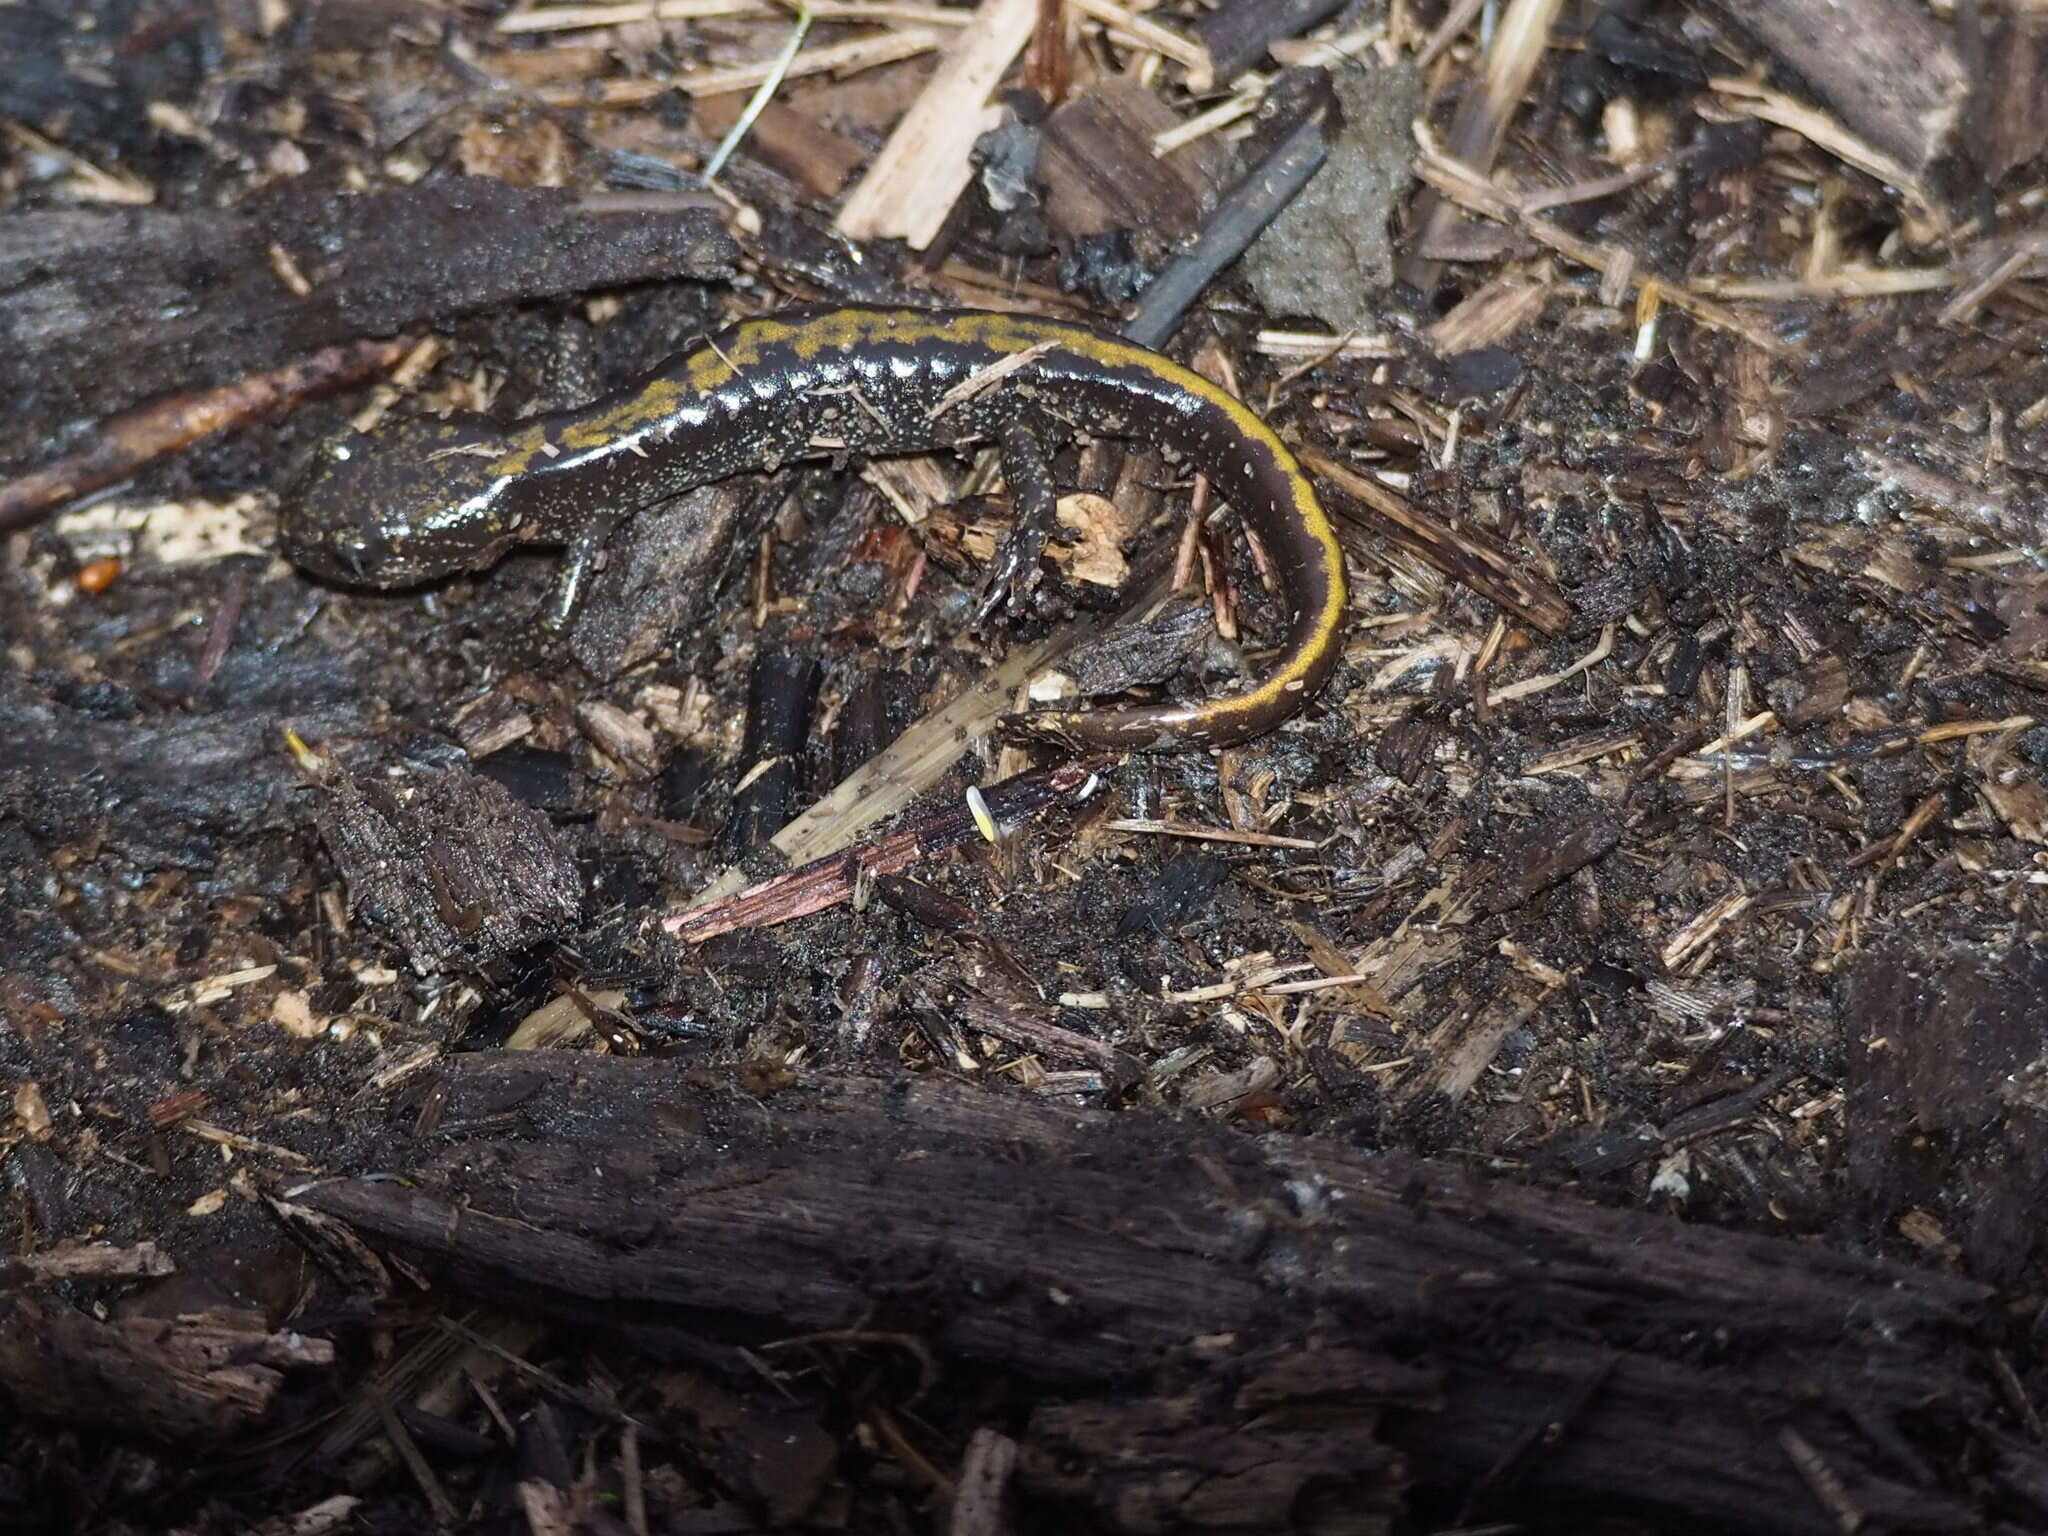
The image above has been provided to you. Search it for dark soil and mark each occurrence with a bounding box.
[3,0,2046,1531]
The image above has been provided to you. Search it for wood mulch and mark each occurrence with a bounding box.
[2,0,2047,1531]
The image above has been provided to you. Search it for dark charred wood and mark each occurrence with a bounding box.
[1477,804,1619,915]
[1541,1069,1797,1180]
[1063,597,1218,696]
[1022,1382,1407,1534]
[833,670,899,782]
[566,482,752,680]
[1844,942,2048,1288]
[722,648,822,851]
[0,1300,330,1445]
[0,178,735,460]
[315,761,584,972]
[1767,653,1851,729]
[298,1053,2012,1535]
[0,663,369,873]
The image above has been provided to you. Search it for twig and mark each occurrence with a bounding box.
[1069,0,1214,92]
[0,339,410,532]
[371,1391,459,1527]
[1414,0,1487,68]
[1662,889,1753,971]
[665,759,1108,942]
[1694,266,1961,301]
[1123,100,1330,350]
[538,28,943,107]
[1709,76,1930,211]
[1103,818,1319,849]
[498,1,965,31]
[1402,0,1566,290]
[1302,446,1573,634]
[700,2,814,181]
[1486,623,1615,707]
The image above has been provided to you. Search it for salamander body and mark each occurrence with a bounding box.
[279,305,1346,750]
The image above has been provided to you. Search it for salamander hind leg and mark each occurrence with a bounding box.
[975,422,1060,625]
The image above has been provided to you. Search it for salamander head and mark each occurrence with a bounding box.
[278,417,515,588]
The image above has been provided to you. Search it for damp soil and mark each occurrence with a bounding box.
[3,0,2048,1531]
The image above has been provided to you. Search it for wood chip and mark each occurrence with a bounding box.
[836,0,1039,249]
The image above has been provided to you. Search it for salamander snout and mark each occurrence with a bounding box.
[277,417,513,589]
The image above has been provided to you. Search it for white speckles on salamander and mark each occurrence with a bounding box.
[277,304,1347,751]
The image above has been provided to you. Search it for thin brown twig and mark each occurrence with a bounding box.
[0,338,412,531]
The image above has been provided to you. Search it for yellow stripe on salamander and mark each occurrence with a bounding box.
[909,310,1347,731]
[487,309,1346,733]
[742,312,1345,728]
[1018,319,1346,729]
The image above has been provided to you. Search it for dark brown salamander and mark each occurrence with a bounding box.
[278,305,1347,751]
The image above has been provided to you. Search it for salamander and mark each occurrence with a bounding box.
[278,305,1347,751]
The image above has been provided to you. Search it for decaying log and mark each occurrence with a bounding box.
[298,1053,2023,1534]
[565,477,760,681]
[0,662,369,873]
[0,178,735,460]
[1845,942,2048,1289]
[0,1300,332,1444]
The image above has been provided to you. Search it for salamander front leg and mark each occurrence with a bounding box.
[541,509,625,632]
[975,422,1059,625]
